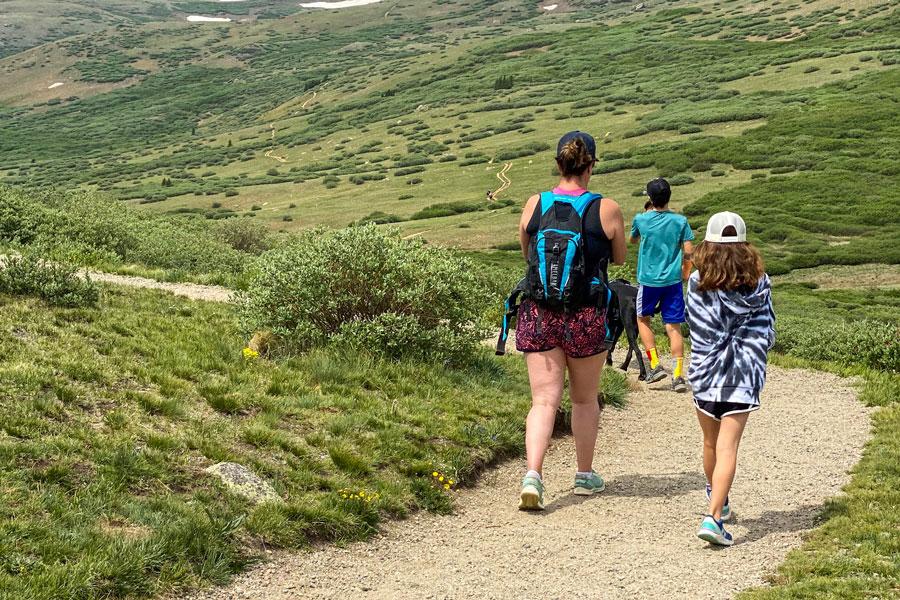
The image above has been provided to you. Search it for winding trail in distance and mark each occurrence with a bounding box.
[493,161,512,198]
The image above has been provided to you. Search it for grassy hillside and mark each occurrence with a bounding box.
[0,284,539,598]
[1,0,897,255]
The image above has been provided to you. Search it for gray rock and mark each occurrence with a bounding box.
[204,462,283,505]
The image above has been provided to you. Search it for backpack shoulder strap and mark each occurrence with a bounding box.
[572,191,603,217]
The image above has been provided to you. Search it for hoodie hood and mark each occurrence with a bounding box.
[715,274,771,316]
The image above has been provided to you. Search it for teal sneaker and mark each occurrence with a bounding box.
[697,515,733,546]
[574,471,605,496]
[706,484,732,521]
[519,475,544,510]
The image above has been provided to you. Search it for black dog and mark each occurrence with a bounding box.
[605,279,647,381]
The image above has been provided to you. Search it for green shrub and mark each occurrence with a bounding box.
[0,255,99,307]
[0,186,245,280]
[774,318,899,372]
[239,225,492,363]
[354,211,404,226]
[215,218,272,254]
[669,174,695,186]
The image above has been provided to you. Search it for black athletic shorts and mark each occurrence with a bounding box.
[693,399,759,421]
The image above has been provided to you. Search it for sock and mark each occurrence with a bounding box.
[576,471,593,479]
[525,470,541,481]
[673,357,684,378]
[646,347,659,369]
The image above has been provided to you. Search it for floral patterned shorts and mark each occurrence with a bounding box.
[515,298,608,358]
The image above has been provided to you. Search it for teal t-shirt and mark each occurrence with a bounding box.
[631,210,695,287]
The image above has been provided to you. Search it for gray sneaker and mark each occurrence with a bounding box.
[672,377,688,393]
[645,365,668,384]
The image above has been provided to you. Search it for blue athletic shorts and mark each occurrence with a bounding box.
[636,282,685,324]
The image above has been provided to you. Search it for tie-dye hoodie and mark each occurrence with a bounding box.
[685,272,776,405]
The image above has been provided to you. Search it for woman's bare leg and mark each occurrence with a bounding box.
[524,348,567,474]
[567,352,606,473]
[708,413,749,520]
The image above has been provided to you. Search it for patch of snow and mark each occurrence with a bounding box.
[186,15,233,22]
[542,4,558,10]
[48,82,65,90]
[300,0,383,9]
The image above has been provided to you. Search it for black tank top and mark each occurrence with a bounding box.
[526,191,612,281]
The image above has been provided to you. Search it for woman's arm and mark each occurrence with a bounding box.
[600,198,627,265]
[519,194,540,260]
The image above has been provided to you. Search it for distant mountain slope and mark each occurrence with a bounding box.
[0,0,897,256]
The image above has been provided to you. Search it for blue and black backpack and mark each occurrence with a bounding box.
[495,191,610,355]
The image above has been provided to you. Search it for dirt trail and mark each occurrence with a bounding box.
[493,162,512,198]
[189,366,869,600]
[264,148,288,163]
[86,270,233,302]
[76,266,872,599]
[301,90,318,108]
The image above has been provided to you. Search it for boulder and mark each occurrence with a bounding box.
[205,462,283,505]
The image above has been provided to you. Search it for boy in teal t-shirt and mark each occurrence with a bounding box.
[629,178,695,391]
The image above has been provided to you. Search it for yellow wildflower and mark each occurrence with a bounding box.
[444,484,450,490]
[432,471,439,477]
[242,347,260,360]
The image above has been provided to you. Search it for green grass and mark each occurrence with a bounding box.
[0,283,629,598]
[738,365,899,599]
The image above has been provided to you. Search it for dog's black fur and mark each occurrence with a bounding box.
[605,278,647,381]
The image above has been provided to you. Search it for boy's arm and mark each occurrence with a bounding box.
[681,219,696,280]
[629,217,640,245]
[682,240,694,281]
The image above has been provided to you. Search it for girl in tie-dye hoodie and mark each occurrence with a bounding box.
[686,211,775,547]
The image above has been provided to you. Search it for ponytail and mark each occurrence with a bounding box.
[556,138,595,177]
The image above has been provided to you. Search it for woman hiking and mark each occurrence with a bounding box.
[515,131,626,510]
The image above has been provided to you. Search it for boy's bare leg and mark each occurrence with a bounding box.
[637,316,656,356]
[665,322,684,359]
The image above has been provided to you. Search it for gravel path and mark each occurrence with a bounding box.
[189,365,869,600]
[86,270,233,303]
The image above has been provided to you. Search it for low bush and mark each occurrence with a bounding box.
[410,201,483,221]
[0,186,246,282]
[668,174,695,186]
[0,255,99,307]
[239,225,493,364]
[215,218,272,254]
[774,318,899,372]
[353,211,404,226]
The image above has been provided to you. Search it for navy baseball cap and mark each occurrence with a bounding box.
[646,177,671,206]
[556,131,597,161]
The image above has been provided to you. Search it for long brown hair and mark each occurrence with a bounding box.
[694,235,765,292]
[556,137,595,177]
